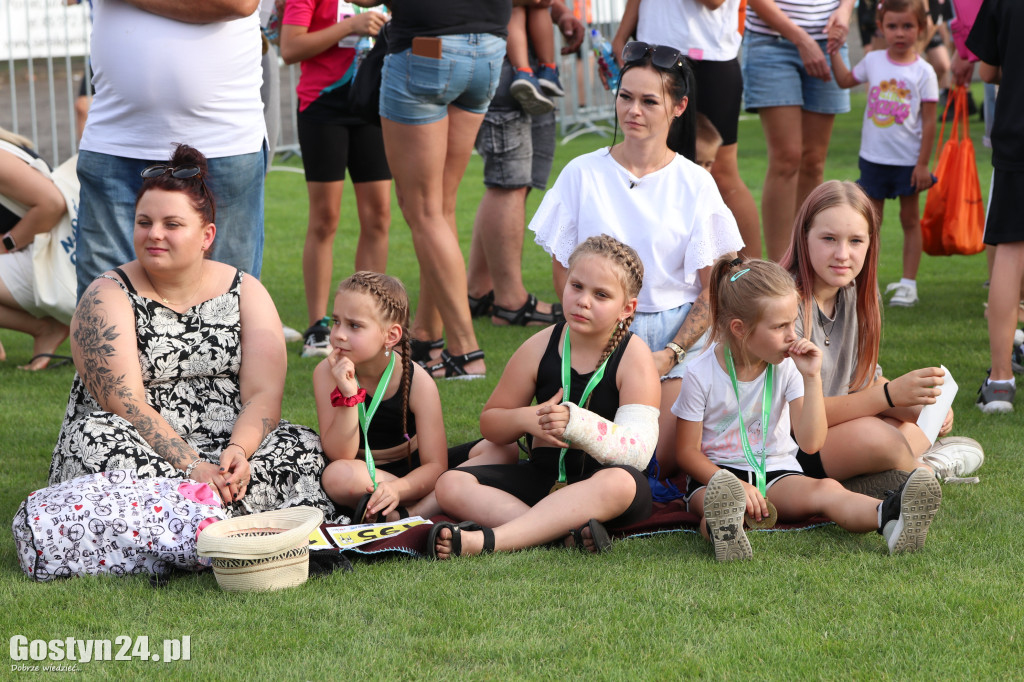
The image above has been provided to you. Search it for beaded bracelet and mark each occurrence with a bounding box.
[883,382,895,408]
[183,458,202,479]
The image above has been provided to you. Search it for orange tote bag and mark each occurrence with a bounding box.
[920,86,985,256]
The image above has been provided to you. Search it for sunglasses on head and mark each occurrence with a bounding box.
[621,41,685,71]
[140,164,202,179]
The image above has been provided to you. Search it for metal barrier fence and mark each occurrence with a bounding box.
[1,1,624,168]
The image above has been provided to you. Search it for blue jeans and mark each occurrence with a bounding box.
[631,303,710,380]
[75,147,267,299]
[741,32,850,115]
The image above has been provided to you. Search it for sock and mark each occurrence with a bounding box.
[876,502,883,530]
[987,378,1014,387]
[541,62,557,71]
[516,67,534,75]
[899,278,916,289]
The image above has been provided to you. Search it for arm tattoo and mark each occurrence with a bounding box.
[74,285,196,470]
[237,399,279,447]
[675,290,711,351]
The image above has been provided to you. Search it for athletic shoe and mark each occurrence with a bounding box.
[509,71,556,116]
[1012,329,1024,374]
[301,318,331,358]
[841,469,911,500]
[535,64,565,97]
[878,467,942,555]
[922,436,984,482]
[282,325,302,343]
[703,470,752,562]
[885,281,918,307]
[976,375,1015,414]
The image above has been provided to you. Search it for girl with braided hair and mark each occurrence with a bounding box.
[429,236,660,558]
[314,272,447,523]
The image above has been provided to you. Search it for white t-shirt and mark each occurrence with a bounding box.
[529,149,743,313]
[81,0,266,159]
[852,51,940,166]
[637,0,742,62]
[672,345,805,473]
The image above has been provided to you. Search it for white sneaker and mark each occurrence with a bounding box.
[282,325,302,343]
[922,436,984,482]
[885,282,918,307]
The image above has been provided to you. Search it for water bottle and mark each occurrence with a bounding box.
[354,35,373,72]
[589,28,620,91]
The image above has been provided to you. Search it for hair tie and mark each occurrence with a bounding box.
[403,433,411,442]
[728,257,743,267]
[729,268,751,282]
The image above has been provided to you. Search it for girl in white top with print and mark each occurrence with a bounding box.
[673,256,942,561]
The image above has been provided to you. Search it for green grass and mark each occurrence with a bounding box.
[3,84,1023,679]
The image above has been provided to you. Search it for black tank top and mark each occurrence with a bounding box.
[531,322,631,479]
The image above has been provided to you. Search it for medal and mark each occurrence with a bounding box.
[745,500,778,529]
[723,346,773,499]
[549,481,567,495]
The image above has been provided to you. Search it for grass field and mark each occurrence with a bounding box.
[3,84,1023,680]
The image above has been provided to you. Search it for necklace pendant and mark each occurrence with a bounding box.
[824,338,830,346]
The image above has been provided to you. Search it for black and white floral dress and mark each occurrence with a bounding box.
[49,268,339,521]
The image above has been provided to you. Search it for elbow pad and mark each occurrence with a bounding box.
[561,402,659,471]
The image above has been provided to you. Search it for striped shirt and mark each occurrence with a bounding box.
[745,0,840,38]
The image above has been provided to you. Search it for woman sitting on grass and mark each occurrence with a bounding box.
[430,235,660,558]
[49,144,336,519]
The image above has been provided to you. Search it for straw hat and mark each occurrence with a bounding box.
[197,506,324,592]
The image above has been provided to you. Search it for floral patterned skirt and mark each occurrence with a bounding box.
[49,412,341,522]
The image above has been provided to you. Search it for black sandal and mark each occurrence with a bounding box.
[427,520,495,559]
[429,349,485,380]
[491,294,563,327]
[410,337,444,368]
[567,519,613,554]
[468,291,495,318]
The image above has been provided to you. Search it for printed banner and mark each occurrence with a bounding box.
[309,517,431,551]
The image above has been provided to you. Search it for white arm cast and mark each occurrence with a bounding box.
[561,402,659,471]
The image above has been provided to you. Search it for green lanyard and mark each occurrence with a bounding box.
[357,352,397,490]
[553,328,612,488]
[723,346,773,497]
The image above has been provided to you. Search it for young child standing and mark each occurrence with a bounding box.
[313,272,448,523]
[781,181,983,494]
[430,236,661,558]
[674,257,943,562]
[830,0,939,307]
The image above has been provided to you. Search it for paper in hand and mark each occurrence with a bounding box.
[916,365,957,444]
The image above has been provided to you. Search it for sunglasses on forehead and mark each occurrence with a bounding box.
[621,41,685,71]
[140,164,202,179]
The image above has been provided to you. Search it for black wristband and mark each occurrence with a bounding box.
[883,382,895,408]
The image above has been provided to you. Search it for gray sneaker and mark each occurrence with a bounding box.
[841,469,911,499]
[703,470,752,562]
[301,318,332,358]
[878,467,942,554]
[976,376,1015,414]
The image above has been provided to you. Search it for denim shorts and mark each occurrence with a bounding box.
[475,108,555,190]
[631,303,710,381]
[857,157,934,200]
[741,32,851,115]
[380,33,506,125]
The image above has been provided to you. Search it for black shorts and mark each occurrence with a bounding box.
[984,170,1024,246]
[684,466,804,499]
[296,100,391,184]
[459,460,653,529]
[795,449,827,479]
[375,450,421,478]
[926,30,945,51]
[691,58,742,146]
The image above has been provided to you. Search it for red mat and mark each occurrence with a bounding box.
[328,501,832,559]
